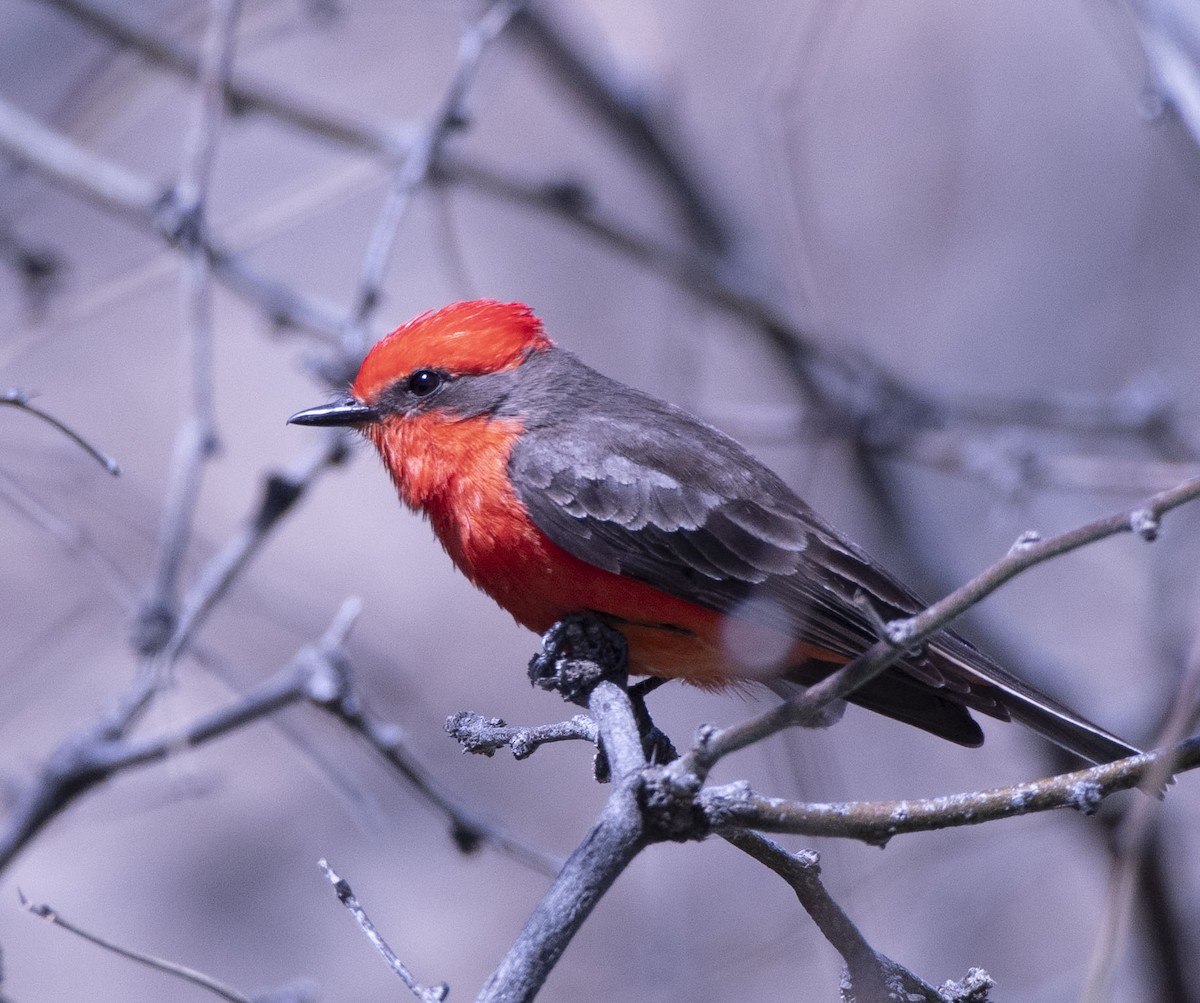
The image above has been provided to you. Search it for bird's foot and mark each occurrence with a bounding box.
[528,613,628,706]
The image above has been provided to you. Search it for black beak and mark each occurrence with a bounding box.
[287,399,379,427]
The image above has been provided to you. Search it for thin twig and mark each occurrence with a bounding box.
[144,431,348,663]
[120,432,349,742]
[721,831,968,1002]
[446,710,597,759]
[19,891,256,1003]
[0,598,349,872]
[0,390,120,474]
[318,859,448,1003]
[308,659,562,877]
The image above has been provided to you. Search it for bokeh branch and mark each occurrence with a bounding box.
[0,595,549,877]
[339,0,524,359]
[26,0,1198,496]
[1,389,120,474]
[38,0,408,158]
[19,890,296,1003]
[0,96,345,339]
[139,0,243,657]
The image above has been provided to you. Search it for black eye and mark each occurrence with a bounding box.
[406,369,445,398]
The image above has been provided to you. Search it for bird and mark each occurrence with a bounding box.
[289,299,1138,764]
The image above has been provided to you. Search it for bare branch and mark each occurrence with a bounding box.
[306,646,562,877]
[0,97,163,218]
[137,431,349,660]
[318,859,448,1003]
[1,594,552,879]
[37,0,408,157]
[508,5,727,250]
[0,596,353,872]
[19,891,262,1003]
[0,469,137,608]
[1,389,120,475]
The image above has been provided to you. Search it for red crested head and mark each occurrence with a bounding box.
[351,300,553,404]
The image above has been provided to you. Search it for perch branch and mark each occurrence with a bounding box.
[700,739,1199,846]
[477,680,649,1003]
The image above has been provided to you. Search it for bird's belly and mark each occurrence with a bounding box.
[424,465,842,687]
[471,526,840,687]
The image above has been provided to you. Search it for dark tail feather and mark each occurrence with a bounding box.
[1001,696,1140,765]
[785,658,987,748]
[930,639,1141,765]
[786,640,1141,765]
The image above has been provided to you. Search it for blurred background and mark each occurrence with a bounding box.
[1,1,1199,1000]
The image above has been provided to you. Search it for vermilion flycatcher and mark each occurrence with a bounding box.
[290,299,1136,763]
